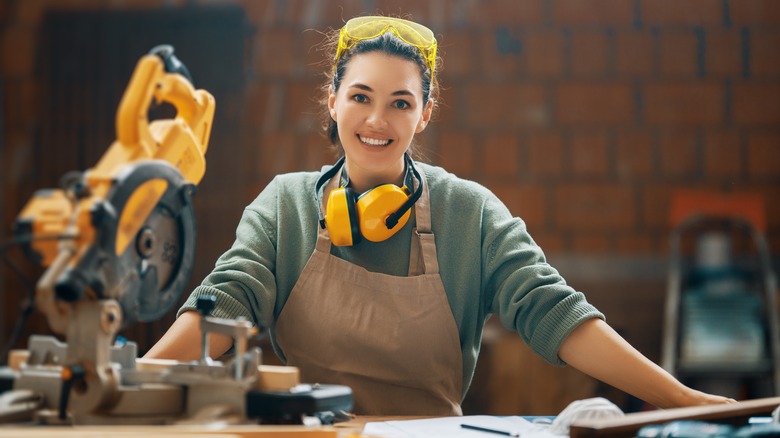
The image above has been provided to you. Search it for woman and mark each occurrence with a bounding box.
[146,15,732,415]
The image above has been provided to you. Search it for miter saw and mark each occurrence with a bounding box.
[0,45,352,426]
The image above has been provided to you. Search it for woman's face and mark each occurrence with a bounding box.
[328,51,432,186]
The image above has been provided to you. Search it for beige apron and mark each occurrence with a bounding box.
[274,170,463,416]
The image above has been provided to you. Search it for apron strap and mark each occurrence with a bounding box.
[408,170,440,276]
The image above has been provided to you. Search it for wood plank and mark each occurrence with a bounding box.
[570,396,780,438]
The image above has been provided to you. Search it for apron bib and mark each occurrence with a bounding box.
[274,170,463,416]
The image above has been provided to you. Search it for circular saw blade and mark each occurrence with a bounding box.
[106,161,197,326]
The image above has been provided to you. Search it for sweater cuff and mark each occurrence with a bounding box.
[177,285,255,323]
[530,292,605,366]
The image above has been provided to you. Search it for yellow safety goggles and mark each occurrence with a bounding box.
[335,16,438,78]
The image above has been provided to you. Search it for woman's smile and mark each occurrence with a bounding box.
[357,134,393,147]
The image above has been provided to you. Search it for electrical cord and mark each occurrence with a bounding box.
[0,234,75,366]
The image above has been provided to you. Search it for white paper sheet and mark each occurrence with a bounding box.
[362,415,563,438]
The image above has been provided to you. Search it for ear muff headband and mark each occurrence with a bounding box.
[314,154,423,246]
[315,156,360,246]
[385,155,423,228]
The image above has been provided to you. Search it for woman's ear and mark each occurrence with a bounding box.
[415,99,434,133]
[328,86,337,121]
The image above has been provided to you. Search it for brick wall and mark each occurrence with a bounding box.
[2,0,779,256]
[1,0,779,412]
[253,0,778,256]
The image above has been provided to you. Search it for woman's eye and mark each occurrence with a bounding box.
[394,100,411,110]
[352,94,368,103]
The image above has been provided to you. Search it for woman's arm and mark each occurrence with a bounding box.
[143,311,234,361]
[558,318,735,408]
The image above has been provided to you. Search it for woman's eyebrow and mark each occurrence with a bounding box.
[347,83,414,97]
[348,83,373,92]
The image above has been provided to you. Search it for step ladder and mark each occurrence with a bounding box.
[661,190,780,399]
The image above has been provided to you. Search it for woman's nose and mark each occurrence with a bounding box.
[365,108,388,128]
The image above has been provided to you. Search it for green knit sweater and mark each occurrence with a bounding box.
[179,162,604,400]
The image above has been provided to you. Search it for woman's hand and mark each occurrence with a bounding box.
[676,387,737,406]
[558,318,736,409]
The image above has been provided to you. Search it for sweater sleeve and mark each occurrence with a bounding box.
[177,177,280,328]
[482,192,604,365]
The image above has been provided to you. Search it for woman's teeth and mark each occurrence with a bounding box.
[359,135,391,146]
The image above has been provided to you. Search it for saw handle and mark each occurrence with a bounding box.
[112,45,215,180]
[149,44,192,83]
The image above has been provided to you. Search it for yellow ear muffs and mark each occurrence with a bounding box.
[324,187,361,246]
[315,154,423,247]
[355,184,412,242]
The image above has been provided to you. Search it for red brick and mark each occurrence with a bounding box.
[556,82,635,125]
[121,0,186,9]
[433,84,457,125]
[644,82,724,125]
[16,0,80,26]
[555,184,636,230]
[571,234,612,253]
[760,187,780,234]
[232,0,278,26]
[658,130,699,178]
[658,30,699,77]
[465,0,545,25]
[284,80,323,129]
[641,0,724,25]
[486,183,547,228]
[528,131,564,177]
[366,1,454,27]
[1,25,35,77]
[415,129,436,158]
[438,30,477,78]
[711,183,779,240]
[642,184,676,228]
[479,28,522,79]
[553,0,634,25]
[286,0,368,27]
[615,31,655,77]
[750,30,780,76]
[437,130,476,177]
[615,234,658,254]
[529,232,566,253]
[705,30,743,77]
[301,132,339,170]
[747,131,780,178]
[730,0,780,25]
[3,78,39,130]
[482,132,521,177]
[733,83,780,125]
[702,130,742,178]
[254,27,298,76]
[524,30,566,77]
[259,131,299,175]
[245,83,272,125]
[570,131,610,177]
[615,131,655,179]
[570,30,610,77]
[466,83,549,128]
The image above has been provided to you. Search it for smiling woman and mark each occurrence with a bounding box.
[145,15,734,417]
[327,51,432,192]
